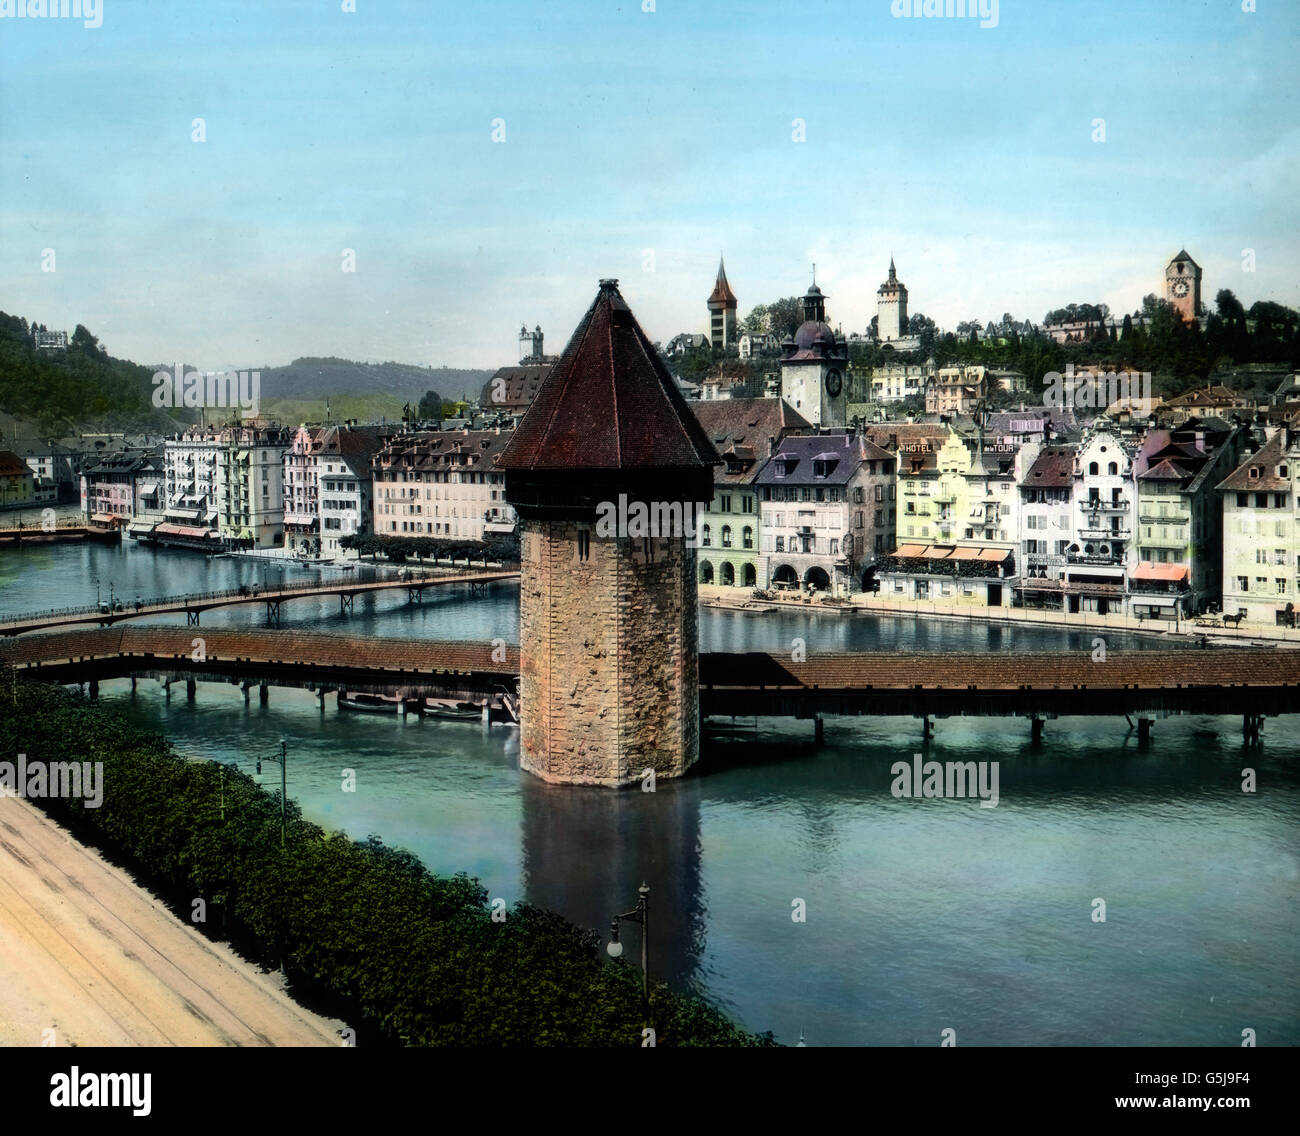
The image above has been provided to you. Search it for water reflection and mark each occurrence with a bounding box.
[519,774,706,991]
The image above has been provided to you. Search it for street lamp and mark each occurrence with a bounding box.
[256,739,288,848]
[607,882,650,1000]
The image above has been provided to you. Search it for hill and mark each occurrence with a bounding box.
[254,357,493,404]
[0,313,159,433]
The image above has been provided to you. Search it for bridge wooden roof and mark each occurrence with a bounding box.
[5,630,1299,696]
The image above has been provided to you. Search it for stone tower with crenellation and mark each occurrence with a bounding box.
[498,280,721,786]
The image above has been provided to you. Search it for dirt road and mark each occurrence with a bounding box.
[0,797,341,1047]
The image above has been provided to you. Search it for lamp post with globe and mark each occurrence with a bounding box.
[606,882,650,1001]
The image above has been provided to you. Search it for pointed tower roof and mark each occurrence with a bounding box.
[708,257,737,305]
[1170,249,1198,267]
[499,279,720,473]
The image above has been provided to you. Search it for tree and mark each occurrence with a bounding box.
[1215,289,1246,323]
[908,312,938,357]
[417,390,443,422]
[766,297,804,340]
[741,304,769,336]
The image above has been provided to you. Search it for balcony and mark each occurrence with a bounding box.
[1082,497,1130,513]
[1079,523,1130,540]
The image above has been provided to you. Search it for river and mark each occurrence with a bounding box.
[2,541,1297,1046]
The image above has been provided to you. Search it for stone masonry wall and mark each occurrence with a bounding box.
[518,519,699,786]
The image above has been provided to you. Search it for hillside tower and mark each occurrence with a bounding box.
[499,280,720,786]
[1165,250,1202,322]
[877,258,909,343]
[707,258,738,349]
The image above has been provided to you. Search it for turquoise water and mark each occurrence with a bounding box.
[3,542,1296,1046]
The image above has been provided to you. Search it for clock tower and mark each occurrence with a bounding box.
[1164,249,1202,322]
[779,280,848,427]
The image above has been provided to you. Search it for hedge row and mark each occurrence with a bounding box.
[0,667,773,1046]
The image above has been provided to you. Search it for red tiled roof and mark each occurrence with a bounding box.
[498,281,720,473]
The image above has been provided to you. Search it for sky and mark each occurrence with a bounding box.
[1,0,1298,371]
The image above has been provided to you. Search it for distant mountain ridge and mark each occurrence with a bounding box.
[253,356,494,403]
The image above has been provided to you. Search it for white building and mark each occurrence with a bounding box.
[1218,428,1300,627]
[1067,426,1137,615]
[283,425,387,558]
[868,359,934,403]
[164,424,290,547]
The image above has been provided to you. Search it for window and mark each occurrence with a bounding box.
[1089,462,1099,475]
[775,536,784,552]
[1238,576,1249,592]
[702,525,711,547]
[721,525,732,548]
[1108,462,1118,475]
[743,526,753,549]
[1277,578,1288,595]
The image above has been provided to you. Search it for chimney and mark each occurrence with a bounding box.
[768,435,777,457]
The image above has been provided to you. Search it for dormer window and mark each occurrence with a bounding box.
[1280,466,1289,479]
[1249,467,1260,479]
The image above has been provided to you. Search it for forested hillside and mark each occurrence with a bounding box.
[0,313,156,430]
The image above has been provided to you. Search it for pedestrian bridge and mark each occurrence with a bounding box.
[0,569,520,637]
[1,627,1295,741]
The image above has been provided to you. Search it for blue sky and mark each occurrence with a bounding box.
[2,0,1297,370]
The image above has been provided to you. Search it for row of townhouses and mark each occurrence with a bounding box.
[64,388,1300,629]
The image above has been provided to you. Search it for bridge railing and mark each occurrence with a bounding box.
[0,563,519,627]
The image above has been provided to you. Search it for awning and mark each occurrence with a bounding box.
[1133,563,1189,583]
[155,523,219,539]
[90,512,117,524]
[1137,594,1182,607]
[892,543,1013,563]
[137,481,159,497]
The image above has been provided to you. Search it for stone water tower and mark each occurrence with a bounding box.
[498,280,720,786]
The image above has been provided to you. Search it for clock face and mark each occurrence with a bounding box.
[1172,280,1189,297]
[825,369,842,397]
